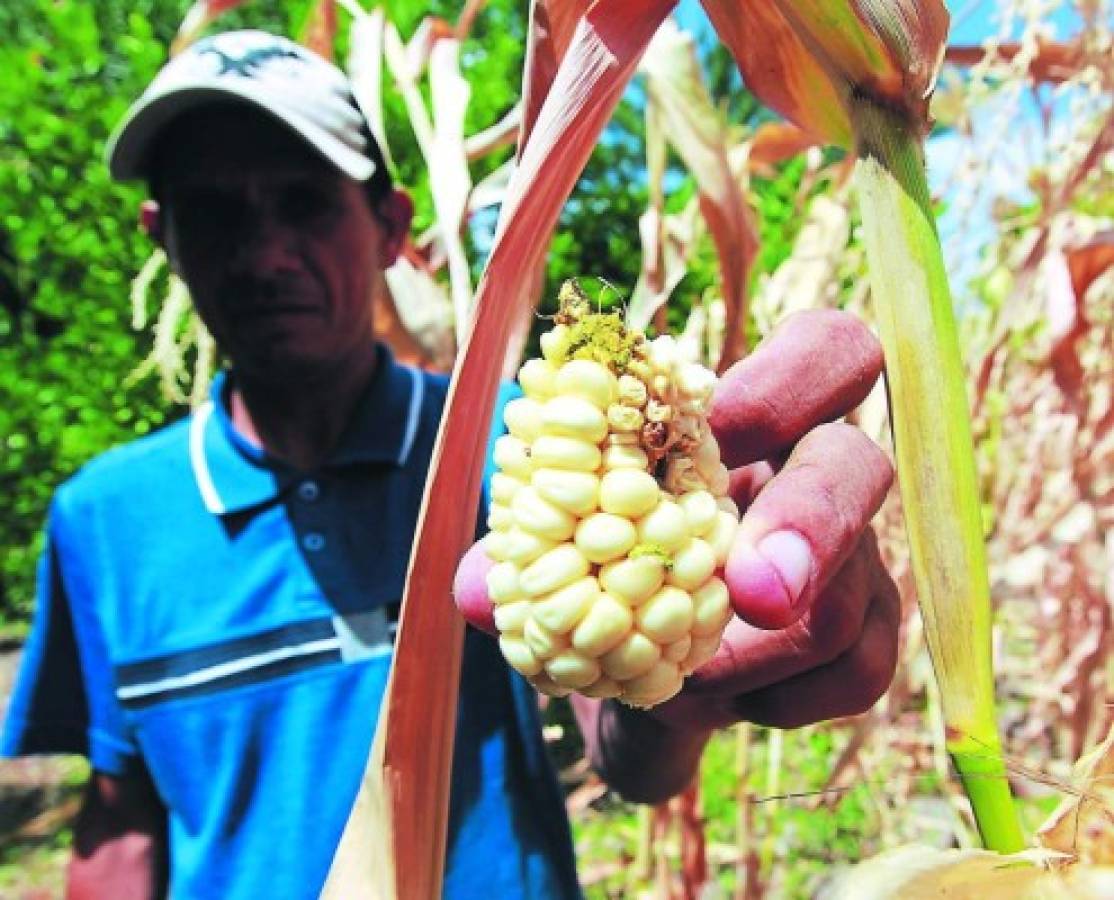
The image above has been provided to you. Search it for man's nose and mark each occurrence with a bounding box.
[228,200,302,274]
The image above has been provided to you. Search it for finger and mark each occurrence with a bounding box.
[725,422,893,629]
[730,570,902,728]
[709,309,883,469]
[452,541,498,635]
[687,530,879,696]
[728,460,777,511]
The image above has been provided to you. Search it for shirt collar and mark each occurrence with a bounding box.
[189,344,425,516]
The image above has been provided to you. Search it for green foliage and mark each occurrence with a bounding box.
[0,1,196,622]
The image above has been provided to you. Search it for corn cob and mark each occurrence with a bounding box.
[485,282,739,708]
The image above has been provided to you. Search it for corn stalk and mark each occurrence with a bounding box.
[851,97,1022,851]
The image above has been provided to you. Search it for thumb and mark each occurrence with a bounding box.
[453,541,498,635]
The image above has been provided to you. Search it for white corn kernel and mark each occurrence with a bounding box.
[663,635,692,663]
[493,434,533,481]
[648,334,677,372]
[487,503,513,532]
[575,513,637,564]
[542,395,609,443]
[532,469,599,517]
[545,651,601,689]
[519,544,590,596]
[637,500,690,552]
[678,362,715,406]
[486,561,524,605]
[691,576,732,637]
[602,444,651,471]
[504,528,557,566]
[579,677,622,699]
[623,660,682,706]
[531,436,602,472]
[706,462,731,496]
[554,359,619,410]
[493,600,532,634]
[626,358,654,383]
[512,486,577,542]
[600,469,660,518]
[617,374,648,407]
[530,671,572,698]
[571,592,634,657]
[683,635,721,671]
[606,404,644,433]
[503,397,545,443]
[523,615,567,659]
[694,433,721,471]
[540,323,573,363]
[499,635,542,677]
[600,556,666,604]
[600,631,661,680]
[668,538,717,591]
[484,530,511,562]
[636,585,695,644]
[707,510,738,566]
[491,472,526,505]
[663,457,705,494]
[678,490,718,536]
[519,358,558,400]
[532,576,598,634]
[645,399,673,423]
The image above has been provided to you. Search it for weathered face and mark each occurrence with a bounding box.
[153,106,406,384]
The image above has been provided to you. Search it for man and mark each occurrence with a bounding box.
[2,29,899,899]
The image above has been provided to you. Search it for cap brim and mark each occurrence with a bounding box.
[106,83,377,183]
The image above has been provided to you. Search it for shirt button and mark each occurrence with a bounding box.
[303,533,326,552]
[297,480,320,502]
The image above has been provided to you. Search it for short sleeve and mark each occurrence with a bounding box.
[1,494,140,775]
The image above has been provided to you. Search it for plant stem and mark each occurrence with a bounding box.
[850,99,1024,853]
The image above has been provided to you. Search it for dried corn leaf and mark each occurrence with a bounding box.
[639,17,758,369]
[323,2,676,895]
[1039,722,1114,864]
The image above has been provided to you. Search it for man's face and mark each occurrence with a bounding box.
[153,107,405,383]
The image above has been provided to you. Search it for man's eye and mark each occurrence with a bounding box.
[278,185,337,224]
[178,188,245,228]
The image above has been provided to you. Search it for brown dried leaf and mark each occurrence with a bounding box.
[1039,721,1114,865]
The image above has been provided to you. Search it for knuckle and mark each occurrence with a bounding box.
[849,638,898,711]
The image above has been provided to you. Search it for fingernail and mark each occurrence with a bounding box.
[757,530,812,604]
[726,529,812,628]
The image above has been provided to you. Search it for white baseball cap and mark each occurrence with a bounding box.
[107,30,383,182]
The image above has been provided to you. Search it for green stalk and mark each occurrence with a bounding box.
[851,99,1024,853]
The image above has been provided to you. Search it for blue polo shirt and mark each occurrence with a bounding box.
[3,345,582,899]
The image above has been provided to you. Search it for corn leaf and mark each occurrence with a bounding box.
[700,0,851,145]
[322,2,676,895]
[639,18,758,369]
[346,5,397,172]
[383,21,474,344]
[299,0,337,59]
[747,121,817,175]
[382,248,456,369]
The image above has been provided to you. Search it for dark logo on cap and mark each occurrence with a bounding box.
[196,39,304,78]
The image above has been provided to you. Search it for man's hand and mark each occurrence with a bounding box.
[455,310,901,793]
[68,769,168,900]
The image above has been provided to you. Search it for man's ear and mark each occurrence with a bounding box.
[377,189,413,267]
[140,200,163,245]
